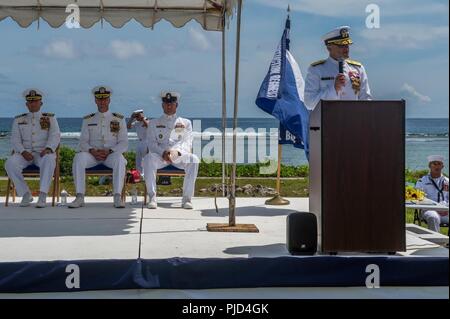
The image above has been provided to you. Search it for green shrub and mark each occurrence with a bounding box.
[0,158,5,176]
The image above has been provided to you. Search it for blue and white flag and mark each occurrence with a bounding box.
[255,16,310,159]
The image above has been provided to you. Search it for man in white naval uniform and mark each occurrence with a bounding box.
[5,89,60,208]
[415,155,449,233]
[127,109,149,175]
[69,86,128,208]
[143,91,199,209]
[304,26,372,110]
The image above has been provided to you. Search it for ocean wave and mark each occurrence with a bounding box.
[1,131,448,140]
[59,131,276,139]
[406,133,448,138]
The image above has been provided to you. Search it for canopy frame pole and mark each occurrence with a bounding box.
[229,0,243,226]
[221,8,227,198]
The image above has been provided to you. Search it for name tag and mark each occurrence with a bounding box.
[156,125,166,128]
[88,124,98,126]
[18,122,28,125]
[321,77,335,81]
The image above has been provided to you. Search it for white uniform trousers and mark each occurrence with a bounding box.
[5,152,56,196]
[72,152,127,195]
[143,152,199,201]
[421,210,449,233]
[136,141,147,175]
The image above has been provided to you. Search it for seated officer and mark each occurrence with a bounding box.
[5,89,61,208]
[69,86,128,208]
[127,109,149,176]
[143,91,199,209]
[415,155,449,232]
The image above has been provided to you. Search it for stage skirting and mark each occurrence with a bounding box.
[0,256,448,293]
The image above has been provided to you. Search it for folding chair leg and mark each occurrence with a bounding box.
[121,175,127,202]
[51,172,57,207]
[144,183,147,205]
[5,178,11,207]
[12,185,16,203]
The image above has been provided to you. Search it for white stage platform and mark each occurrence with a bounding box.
[0,196,448,298]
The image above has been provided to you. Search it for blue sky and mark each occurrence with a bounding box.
[0,0,448,119]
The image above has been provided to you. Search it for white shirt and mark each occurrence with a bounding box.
[147,114,193,156]
[129,119,149,142]
[416,174,449,205]
[10,111,61,154]
[304,57,372,110]
[79,111,128,153]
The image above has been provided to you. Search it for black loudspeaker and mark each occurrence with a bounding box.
[286,212,317,255]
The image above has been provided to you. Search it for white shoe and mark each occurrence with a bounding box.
[36,192,47,208]
[147,201,157,209]
[147,195,158,209]
[182,199,193,210]
[68,194,85,208]
[20,192,33,207]
[114,194,125,208]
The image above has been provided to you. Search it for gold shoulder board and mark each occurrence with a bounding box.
[346,59,362,67]
[112,112,124,119]
[310,59,326,67]
[15,113,27,119]
[83,113,95,119]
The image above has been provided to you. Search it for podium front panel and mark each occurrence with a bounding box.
[309,100,406,252]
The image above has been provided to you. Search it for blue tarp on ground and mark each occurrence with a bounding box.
[0,256,448,293]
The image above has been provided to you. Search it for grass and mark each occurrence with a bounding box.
[0,177,309,197]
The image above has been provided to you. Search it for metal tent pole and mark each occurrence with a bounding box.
[206,0,258,233]
[221,13,227,198]
[229,0,243,226]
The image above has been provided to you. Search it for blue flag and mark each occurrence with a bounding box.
[255,16,310,159]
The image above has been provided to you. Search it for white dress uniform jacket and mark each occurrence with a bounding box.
[79,111,128,153]
[143,114,199,202]
[5,111,61,196]
[10,111,60,153]
[129,119,148,174]
[304,57,372,110]
[415,174,449,232]
[72,111,128,195]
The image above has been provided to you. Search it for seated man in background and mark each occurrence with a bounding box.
[69,86,128,209]
[143,91,199,209]
[415,155,449,232]
[127,109,149,176]
[5,89,60,208]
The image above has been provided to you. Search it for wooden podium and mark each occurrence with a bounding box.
[309,100,406,253]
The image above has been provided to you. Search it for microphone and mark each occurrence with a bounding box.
[338,60,344,74]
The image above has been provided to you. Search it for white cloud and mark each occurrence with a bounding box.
[359,24,449,49]
[110,40,146,60]
[251,0,448,17]
[43,40,77,59]
[188,28,212,51]
[401,83,431,103]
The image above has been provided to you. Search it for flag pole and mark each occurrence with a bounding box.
[266,6,291,206]
[265,140,290,205]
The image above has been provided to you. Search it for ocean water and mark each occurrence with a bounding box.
[0,117,448,173]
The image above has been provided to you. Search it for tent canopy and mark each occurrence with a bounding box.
[0,0,237,31]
